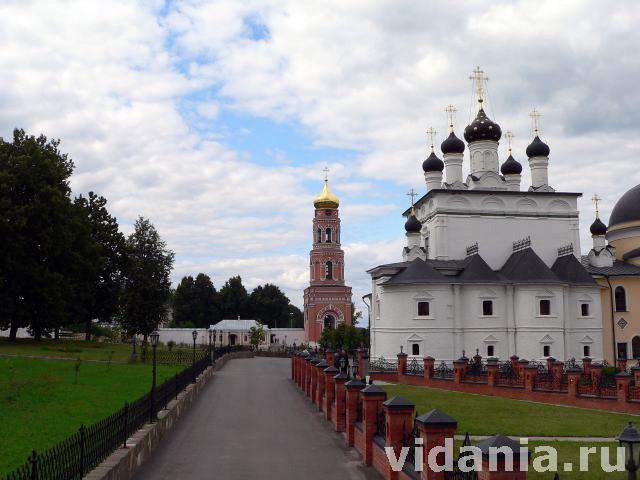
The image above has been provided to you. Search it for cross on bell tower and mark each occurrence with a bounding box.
[470,66,489,107]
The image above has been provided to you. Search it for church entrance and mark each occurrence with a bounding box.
[229,334,237,346]
[323,314,335,330]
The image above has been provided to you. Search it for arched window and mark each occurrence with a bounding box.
[317,228,322,243]
[323,315,335,330]
[325,261,333,279]
[412,343,420,356]
[633,337,640,359]
[325,227,331,243]
[615,286,628,312]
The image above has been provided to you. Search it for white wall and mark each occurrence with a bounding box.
[268,328,305,346]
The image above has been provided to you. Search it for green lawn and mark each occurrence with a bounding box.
[0,357,182,475]
[0,338,135,362]
[382,384,637,437]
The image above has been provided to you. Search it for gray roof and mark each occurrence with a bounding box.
[382,258,446,285]
[475,434,523,457]
[210,319,261,330]
[499,248,562,284]
[551,254,597,286]
[581,256,640,276]
[416,409,457,426]
[457,254,504,283]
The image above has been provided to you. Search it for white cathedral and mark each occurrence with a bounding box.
[367,69,603,362]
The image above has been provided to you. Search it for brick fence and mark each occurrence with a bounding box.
[292,350,530,480]
[357,351,640,415]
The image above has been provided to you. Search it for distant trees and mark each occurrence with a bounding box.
[319,324,368,353]
[170,275,303,329]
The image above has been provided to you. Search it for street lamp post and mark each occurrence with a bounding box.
[149,331,160,423]
[192,329,198,383]
[618,422,640,479]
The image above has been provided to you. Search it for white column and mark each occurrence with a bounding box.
[424,171,443,191]
[528,156,549,188]
[443,153,463,184]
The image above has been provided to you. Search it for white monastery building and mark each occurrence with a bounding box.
[367,68,604,362]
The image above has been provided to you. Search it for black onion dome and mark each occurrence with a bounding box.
[463,108,502,143]
[500,154,522,175]
[422,151,444,172]
[405,213,422,233]
[609,184,640,227]
[590,217,607,236]
[440,131,465,154]
[526,135,550,157]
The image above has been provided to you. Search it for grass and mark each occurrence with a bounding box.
[382,383,638,437]
[0,338,135,362]
[0,357,182,475]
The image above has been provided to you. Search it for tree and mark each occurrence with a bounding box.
[193,273,218,326]
[0,129,75,340]
[248,283,290,328]
[351,302,363,326]
[172,276,197,327]
[72,192,126,340]
[120,217,175,341]
[218,276,248,319]
[249,322,265,351]
[286,304,304,328]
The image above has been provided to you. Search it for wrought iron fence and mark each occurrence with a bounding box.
[356,397,363,423]
[402,413,419,467]
[433,361,454,380]
[495,362,524,387]
[375,409,386,438]
[142,349,209,365]
[406,357,424,376]
[463,360,487,384]
[443,433,477,480]
[577,373,617,398]
[533,372,568,392]
[368,356,398,373]
[1,346,243,480]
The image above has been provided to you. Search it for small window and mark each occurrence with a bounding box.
[615,287,627,312]
[543,345,551,357]
[412,343,420,355]
[325,227,332,243]
[482,300,493,316]
[487,345,495,357]
[418,301,430,316]
[317,228,322,243]
[325,261,333,279]
[633,337,640,359]
[539,299,551,316]
[580,303,589,317]
[583,345,590,357]
[618,342,628,360]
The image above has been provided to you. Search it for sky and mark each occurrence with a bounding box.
[1,0,640,320]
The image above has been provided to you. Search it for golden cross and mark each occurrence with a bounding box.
[426,127,437,151]
[506,131,514,154]
[323,166,330,181]
[469,66,489,105]
[592,194,602,218]
[406,188,417,206]
[530,109,541,135]
[445,104,457,130]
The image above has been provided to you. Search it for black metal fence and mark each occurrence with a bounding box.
[2,346,244,480]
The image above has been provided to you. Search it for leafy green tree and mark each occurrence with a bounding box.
[172,275,197,327]
[120,217,175,342]
[193,273,218,326]
[248,283,290,328]
[218,276,248,319]
[0,129,75,340]
[72,192,125,340]
[286,304,304,328]
[351,302,363,326]
[249,322,265,350]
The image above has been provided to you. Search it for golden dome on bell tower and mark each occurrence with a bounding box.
[313,170,340,208]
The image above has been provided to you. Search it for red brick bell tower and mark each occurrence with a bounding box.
[303,174,352,343]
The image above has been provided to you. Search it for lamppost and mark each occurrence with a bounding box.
[289,312,294,328]
[618,422,640,479]
[192,329,198,383]
[149,330,159,423]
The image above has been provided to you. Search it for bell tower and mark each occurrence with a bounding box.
[303,170,353,343]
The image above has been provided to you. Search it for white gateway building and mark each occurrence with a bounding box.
[367,70,603,362]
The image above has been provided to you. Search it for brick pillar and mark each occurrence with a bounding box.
[298,352,307,387]
[590,363,603,385]
[616,372,631,406]
[300,353,308,390]
[510,355,519,372]
[383,396,415,480]
[424,356,435,386]
[324,366,339,420]
[345,378,365,446]
[566,367,582,398]
[416,409,457,480]
[476,435,529,480]
[524,365,538,392]
[618,358,628,372]
[552,361,564,379]
[582,357,592,375]
[310,358,320,401]
[361,384,387,465]
[305,356,313,397]
[453,358,467,384]
[293,353,299,385]
[315,360,328,409]
[486,358,498,388]
[334,372,349,432]
[517,358,529,377]
[632,366,640,386]
[398,351,408,376]
[545,356,556,373]
[325,348,336,367]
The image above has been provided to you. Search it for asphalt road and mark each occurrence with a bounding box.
[134,356,381,480]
